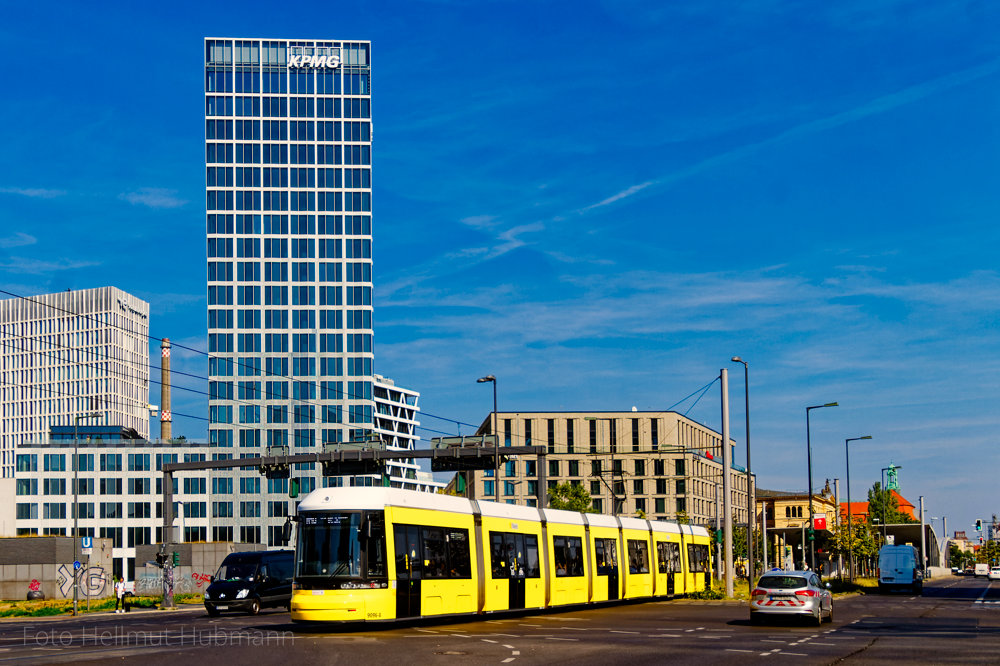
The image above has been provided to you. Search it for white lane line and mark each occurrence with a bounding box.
[502,644,515,649]
[416,628,437,633]
[501,659,515,664]
[559,627,589,631]
[648,634,682,638]
[451,634,470,638]
[780,653,809,657]
[809,642,837,646]
[546,637,579,641]
[482,639,497,644]
[512,651,521,656]
[610,630,640,634]
[699,636,723,640]
[726,649,755,653]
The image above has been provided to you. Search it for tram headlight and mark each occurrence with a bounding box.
[236,589,250,599]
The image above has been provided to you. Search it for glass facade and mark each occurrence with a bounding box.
[204,38,374,457]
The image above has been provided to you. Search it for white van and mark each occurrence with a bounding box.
[877,545,922,593]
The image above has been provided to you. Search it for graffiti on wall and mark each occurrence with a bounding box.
[55,564,108,598]
[134,570,214,595]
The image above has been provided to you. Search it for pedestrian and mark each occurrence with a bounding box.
[114,576,125,614]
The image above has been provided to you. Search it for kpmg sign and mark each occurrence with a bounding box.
[288,54,341,68]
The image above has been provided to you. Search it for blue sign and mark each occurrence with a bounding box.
[73,561,81,570]
[81,536,92,549]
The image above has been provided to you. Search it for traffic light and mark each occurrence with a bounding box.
[714,529,723,543]
[807,528,815,542]
[289,478,300,498]
[155,552,165,567]
[172,551,180,566]
[976,519,983,531]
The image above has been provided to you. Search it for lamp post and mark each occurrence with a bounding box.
[72,411,101,616]
[730,356,753,584]
[880,465,902,545]
[476,375,498,502]
[844,435,872,582]
[585,417,619,516]
[806,402,838,572]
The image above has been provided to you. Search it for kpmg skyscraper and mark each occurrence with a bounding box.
[204,38,432,500]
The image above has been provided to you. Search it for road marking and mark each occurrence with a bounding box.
[781,652,809,657]
[501,659,515,663]
[502,645,515,649]
[558,627,589,631]
[699,636,723,640]
[482,639,497,644]
[808,642,837,646]
[726,649,755,653]
[648,634,682,638]
[512,651,521,656]
[610,630,639,634]
[416,628,437,633]
[546,637,579,641]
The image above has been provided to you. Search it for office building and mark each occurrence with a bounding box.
[0,287,151,479]
[469,411,753,528]
[203,37,437,504]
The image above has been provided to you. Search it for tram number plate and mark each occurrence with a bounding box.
[216,605,228,610]
[312,590,324,595]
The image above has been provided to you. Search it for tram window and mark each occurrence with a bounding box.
[553,536,584,577]
[422,528,448,578]
[657,541,680,574]
[394,524,421,580]
[446,530,471,578]
[365,515,386,578]
[595,538,617,575]
[524,535,539,578]
[627,539,649,574]
[490,532,506,579]
[687,544,710,573]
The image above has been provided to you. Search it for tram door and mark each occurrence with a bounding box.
[394,525,422,618]
[595,539,619,600]
[658,542,677,595]
[493,533,526,610]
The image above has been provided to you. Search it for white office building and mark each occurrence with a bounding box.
[0,287,151,479]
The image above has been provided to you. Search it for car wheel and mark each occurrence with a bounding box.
[206,606,220,617]
[247,598,261,615]
[813,608,823,627]
[824,605,833,623]
[749,614,760,626]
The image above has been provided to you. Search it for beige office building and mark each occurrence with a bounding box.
[467,411,754,530]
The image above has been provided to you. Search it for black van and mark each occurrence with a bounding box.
[204,550,294,615]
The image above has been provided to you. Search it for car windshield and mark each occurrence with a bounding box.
[758,575,808,590]
[216,559,258,581]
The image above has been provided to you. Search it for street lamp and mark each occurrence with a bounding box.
[806,402,838,571]
[73,411,101,616]
[844,435,872,582]
[730,356,753,583]
[476,375,498,502]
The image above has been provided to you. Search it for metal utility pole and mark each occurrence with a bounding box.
[721,368,733,597]
[919,496,926,575]
[72,411,100,616]
[476,375,498,502]
[731,356,753,584]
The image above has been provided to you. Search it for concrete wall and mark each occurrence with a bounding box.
[134,542,265,596]
[0,479,13,537]
[0,536,114,601]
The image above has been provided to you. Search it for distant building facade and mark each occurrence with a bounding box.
[0,286,151,479]
[467,410,753,528]
[14,431,440,581]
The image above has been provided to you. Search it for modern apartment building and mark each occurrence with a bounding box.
[203,38,437,495]
[469,411,754,529]
[0,287,151,479]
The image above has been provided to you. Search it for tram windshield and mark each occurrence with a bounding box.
[297,511,386,582]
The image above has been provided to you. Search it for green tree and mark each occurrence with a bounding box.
[866,482,916,525]
[548,482,594,513]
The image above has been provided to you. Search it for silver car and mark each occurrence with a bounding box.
[749,570,833,626]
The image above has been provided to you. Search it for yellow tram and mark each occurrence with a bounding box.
[290,487,712,623]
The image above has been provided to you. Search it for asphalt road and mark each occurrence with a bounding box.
[3,574,1000,664]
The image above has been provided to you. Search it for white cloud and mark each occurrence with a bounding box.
[0,232,37,249]
[0,187,66,198]
[0,257,100,274]
[119,188,187,209]
[578,181,654,213]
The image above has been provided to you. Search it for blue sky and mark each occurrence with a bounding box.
[2,1,999,539]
